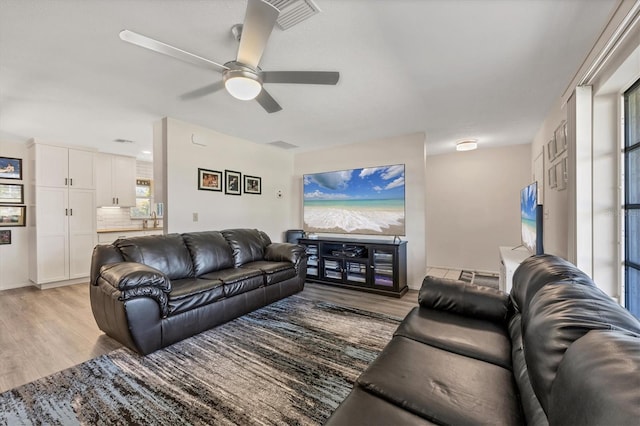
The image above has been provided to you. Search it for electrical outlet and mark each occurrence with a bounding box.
[276,190,283,199]
[193,212,198,222]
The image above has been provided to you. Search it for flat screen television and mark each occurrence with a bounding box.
[520,181,543,255]
[303,164,405,236]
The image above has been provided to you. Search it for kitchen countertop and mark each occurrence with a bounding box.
[97,227,163,233]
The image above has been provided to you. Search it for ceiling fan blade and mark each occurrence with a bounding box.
[119,30,228,73]
[261,71,340,85]
[180,81,226,100]
[236,0,279,69]
[255,88,282,113]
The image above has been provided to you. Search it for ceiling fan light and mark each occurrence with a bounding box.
[224,75,262,100]
[456,139,478,151]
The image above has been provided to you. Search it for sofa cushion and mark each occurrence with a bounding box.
[200,268,264,298]
[511,254,594,313]
[548,330,640,426]
[182,231,234,276]
[221,229,268,267]
[114,234,194,280]
[523,282,640,413]
[394,306,512,370]
[241,261,296,285]
[168,278,224,315]
[418,276,509,323]
[357,336,523,425]
[325,386,437,426]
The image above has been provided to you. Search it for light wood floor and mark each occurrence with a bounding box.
[0,282,418,393]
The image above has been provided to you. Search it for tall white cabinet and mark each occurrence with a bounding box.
[95,153,136,207]
[29,142,97,286]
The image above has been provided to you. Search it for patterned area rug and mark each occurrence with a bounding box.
[0,296,401,425]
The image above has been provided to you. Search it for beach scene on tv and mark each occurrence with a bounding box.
[303,164,405,236]
[521,183,538,253]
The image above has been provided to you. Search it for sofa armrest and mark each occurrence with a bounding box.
[265,243,306,265]
[97,262,172,318]
[418,276,509,323]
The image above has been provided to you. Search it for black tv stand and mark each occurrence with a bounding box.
[298,236,408,298]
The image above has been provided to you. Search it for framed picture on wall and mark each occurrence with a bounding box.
[0,205,26,227]
[0,183,23,204]
[547,138,556,161]
[244,175,261,195]
[0,157,22,180]
[556,162,566,191]
[0,230,10,245]
[225,170,241,195]
[198,168,222,191]
[555,121,567,155]
[548,166,557,189]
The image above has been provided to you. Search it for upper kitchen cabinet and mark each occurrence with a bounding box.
[34,143,95,189]
[95,153,136,207]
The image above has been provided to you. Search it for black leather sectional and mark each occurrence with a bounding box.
[326,254,640,425]
[89,229,306,355]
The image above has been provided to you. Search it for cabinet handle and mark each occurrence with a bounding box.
[69,178,73,186]
[112,197,115,205]
[69,208,73,216]
[116,197,119,204]
[65,208,68,216]
[65,178,68,186]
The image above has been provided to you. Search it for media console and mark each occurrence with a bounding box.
[298,237,408,297]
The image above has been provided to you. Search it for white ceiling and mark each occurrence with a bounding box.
[0,0,619,161]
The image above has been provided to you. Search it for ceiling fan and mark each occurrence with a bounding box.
[119,0,340,113]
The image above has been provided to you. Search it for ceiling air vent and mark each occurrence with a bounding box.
[268,140,299,149]
[265,0,321,30]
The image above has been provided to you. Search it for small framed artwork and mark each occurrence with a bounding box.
[0,230,10,245]
[225,170,241,195]
[548,166,557,189]
[0,183,23,204]
[0,157,22,180]
[547,138,556,161]
[556,162,566,191]
[555,121,567,155]
[198,168,222,191]
[0,205,26,227]
[244,175,262,195]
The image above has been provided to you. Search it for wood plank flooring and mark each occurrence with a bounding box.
[0,282,419,393]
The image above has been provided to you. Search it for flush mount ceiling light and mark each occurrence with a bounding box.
[456,139,478,152]
[223,67,262,100]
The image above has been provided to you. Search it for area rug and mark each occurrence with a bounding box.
[0,296,401,425]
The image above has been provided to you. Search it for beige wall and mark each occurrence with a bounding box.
[426,144,532,273]
[158,117,295,241]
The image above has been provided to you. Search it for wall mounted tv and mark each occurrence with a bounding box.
[520,181,543,255]
[303,164,405,236]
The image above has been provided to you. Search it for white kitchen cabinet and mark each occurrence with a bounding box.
[28,142,97,285]
[34,143,95,189]
[96,153,136,207]
[31,188,96,283]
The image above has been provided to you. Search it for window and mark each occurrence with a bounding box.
[130,179,152,218]
[623,78,640,318]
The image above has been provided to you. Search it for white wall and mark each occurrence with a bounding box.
[426,144,532,273]
[293,132,427,289]
[158,117,294,241]
[0,140,30,290]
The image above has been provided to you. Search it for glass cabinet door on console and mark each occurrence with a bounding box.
[305,244,319,278]
[371,247,395,290]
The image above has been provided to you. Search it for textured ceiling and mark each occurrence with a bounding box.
[0,0,619,160]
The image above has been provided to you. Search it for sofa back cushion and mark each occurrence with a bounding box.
[511,254,594,313]
[548,330,640,425]
[221,229,269,267]
[114,234,194,280]
[182,231,234,276]
[522,282,640,414]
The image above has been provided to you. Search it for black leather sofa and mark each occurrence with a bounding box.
[326,254,640,425]
[90,229,306,355]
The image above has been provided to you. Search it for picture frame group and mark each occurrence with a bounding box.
[197,167,261,196]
